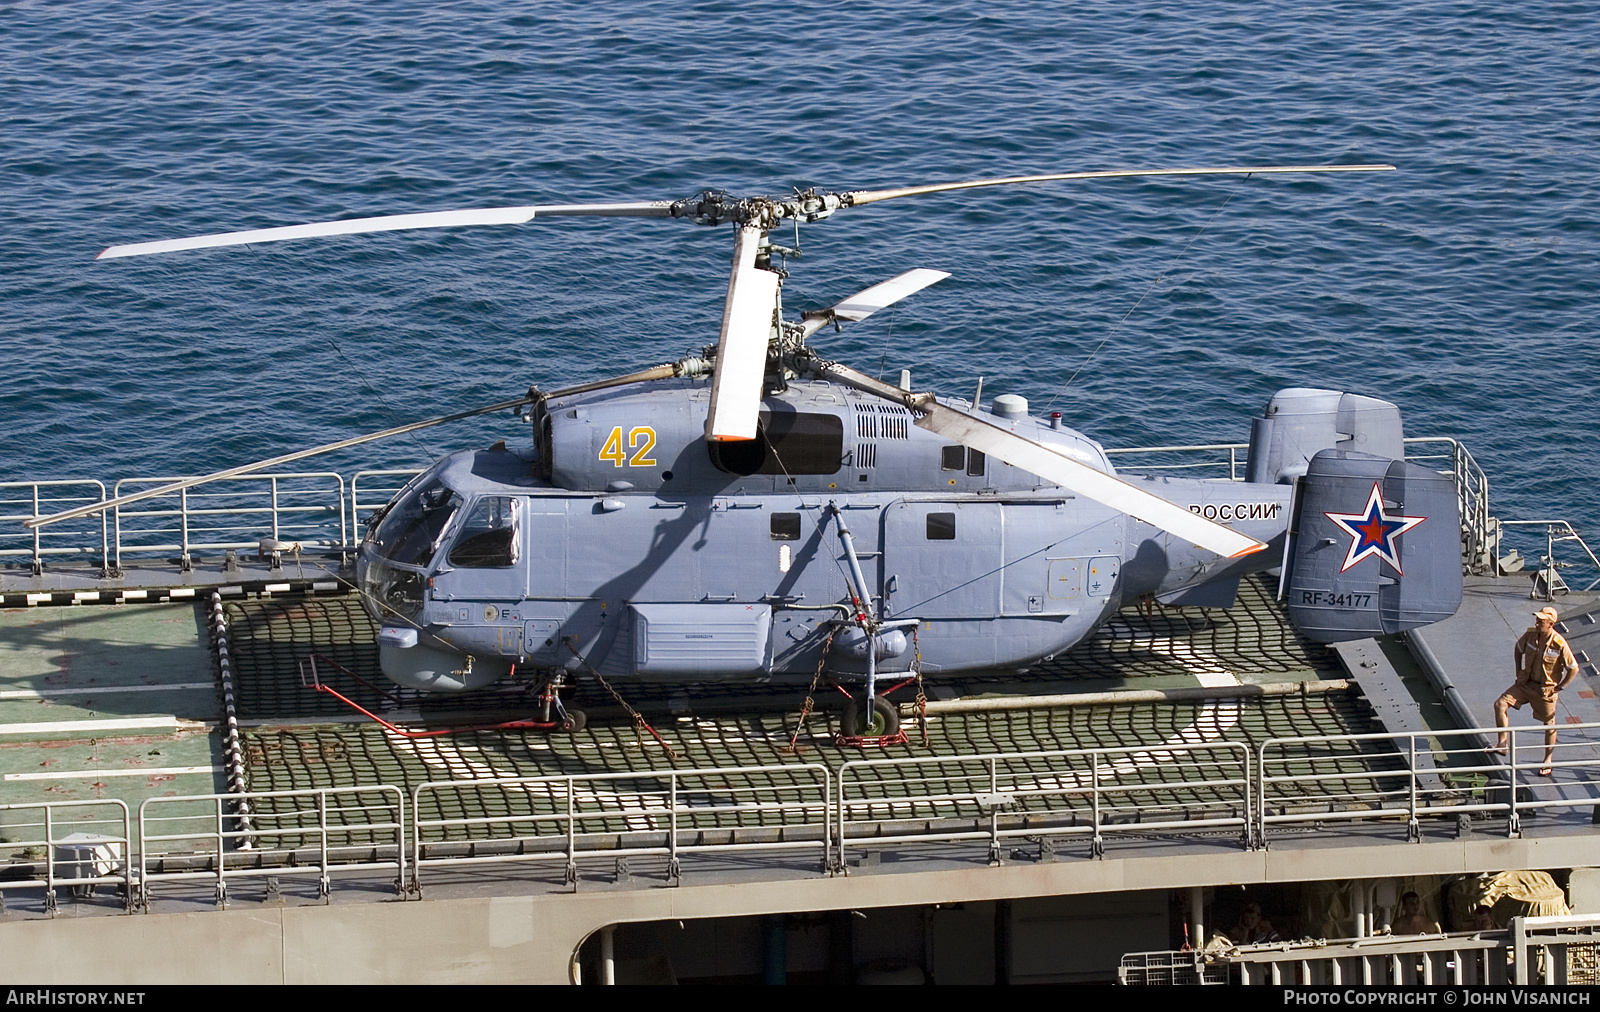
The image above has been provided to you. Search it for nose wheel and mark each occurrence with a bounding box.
[537,674,585,733]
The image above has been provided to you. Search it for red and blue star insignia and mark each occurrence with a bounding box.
[1324,483,1427,574]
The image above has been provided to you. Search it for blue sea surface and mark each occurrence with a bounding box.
[3,1,1597,533]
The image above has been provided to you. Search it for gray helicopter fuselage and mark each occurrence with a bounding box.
[359,378,1291,692]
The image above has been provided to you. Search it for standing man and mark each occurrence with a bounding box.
[1495,606,1579,775]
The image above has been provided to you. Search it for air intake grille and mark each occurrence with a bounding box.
[855,404,911,440]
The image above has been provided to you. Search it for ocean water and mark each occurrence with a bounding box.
[4,1,1597,536]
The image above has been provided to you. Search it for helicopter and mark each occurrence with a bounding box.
[30,164,1465,738]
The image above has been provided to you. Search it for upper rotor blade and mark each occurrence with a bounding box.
[815,361,1265,558]
[23,395,535,529]
[97,201,678,259]
[705,224,780,442]
[844,164,1395,207]
[799,268,950,340]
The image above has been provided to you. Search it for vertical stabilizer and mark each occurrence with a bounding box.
[1285,450,1462,642]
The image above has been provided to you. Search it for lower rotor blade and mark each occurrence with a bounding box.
[799,268,950,340]
[24,395,535,529]
[916,403,1265,558]
[705,223,780,442]
[816,360,1265,558]
[97,201,677,260]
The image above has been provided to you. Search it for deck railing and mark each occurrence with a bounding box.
[836,741,1251,867]
[6,437,1595,588]
[4,723,1599,911]
[109,472,348,571]
[1124,914,1600,985]
[137,786,405,908]
[0,800,134,912]
[0,436,1515,571]
[1258,722,1600,842]
[411,764,833,890]
[0,481,110,575]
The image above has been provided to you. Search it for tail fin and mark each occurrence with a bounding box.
[1284,450,1463,642]
[1246,387,1463,642]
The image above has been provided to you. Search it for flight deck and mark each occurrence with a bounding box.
[5,451,1600,983]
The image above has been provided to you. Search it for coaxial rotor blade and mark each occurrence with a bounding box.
[816,361,1266,559]
[96,202,678,259]
[23,395,536,529]
[705,223,781,442]
[798,268,951,340]
[843,164,1395,207]
[915,404,1265,557]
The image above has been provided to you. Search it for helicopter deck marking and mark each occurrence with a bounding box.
[0,716,177,735]
[5,764,220,782]
[0,683,213,699]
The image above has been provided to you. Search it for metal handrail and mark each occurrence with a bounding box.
[1257,722,1600,842]
[1103,442,1249,481]
[18,717,1600,915]
[1132,930,1514,985]
[0,800,133,912]
[836,741,1252,868]
[1511,913,1600,985]
[411,765,832,890]
[0,481,111,574]
[138,786,404,909]
[1499,519,1600,593]
[110,472,349,568]
[0,434,1553,588]
[350,469,424,527]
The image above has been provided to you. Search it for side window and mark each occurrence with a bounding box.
[447,496,520,568]
[940,445,986,477]
[926,512,956,541]
[770,513,801,540]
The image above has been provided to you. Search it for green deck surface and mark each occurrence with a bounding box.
[0,603,225,844]
[0,578,1377,857]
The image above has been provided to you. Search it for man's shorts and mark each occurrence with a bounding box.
[1498,683,1557,721]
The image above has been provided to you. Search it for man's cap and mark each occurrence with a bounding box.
[1534,606,1560,623]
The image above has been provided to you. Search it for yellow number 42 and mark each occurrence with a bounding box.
[599,426,657,467]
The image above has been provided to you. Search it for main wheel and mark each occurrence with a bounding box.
[558,709,587,733]
[840,695,899,738]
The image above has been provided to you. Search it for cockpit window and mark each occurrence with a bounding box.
[370,479,463,568]
[448,496,520,568]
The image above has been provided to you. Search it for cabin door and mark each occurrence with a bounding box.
[881,500,1003,620]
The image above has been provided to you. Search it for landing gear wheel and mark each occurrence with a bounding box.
[559,709,587,733]
[840,695,899,738]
